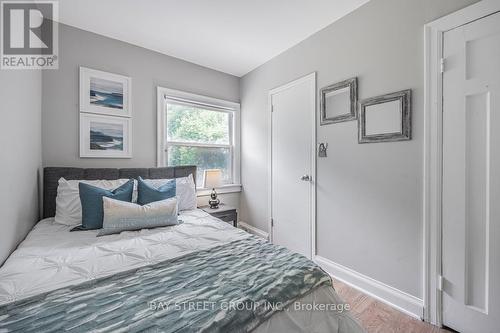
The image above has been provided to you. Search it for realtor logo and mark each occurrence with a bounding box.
[1,1,58,69]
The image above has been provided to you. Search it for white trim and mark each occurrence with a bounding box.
[157,86,165,167]
[268,72,317,258]
[267,92,273,243]
[315,255,424,320]
[167,141,231,149]
[156,86,241,186]
[311,75,318,260]
[196,184,242,196]
[159,88,240,111]
[238,221,270,240]
[423,0,500,326]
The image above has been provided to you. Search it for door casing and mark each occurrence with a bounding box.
[424,0,500,326]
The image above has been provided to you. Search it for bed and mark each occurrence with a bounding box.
[0,166,364,333]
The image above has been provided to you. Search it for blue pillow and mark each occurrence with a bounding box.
[71,179,134,231]
[137,177,176,205]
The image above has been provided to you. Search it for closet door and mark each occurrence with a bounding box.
[270,73,315,258]
[442,11,500,333]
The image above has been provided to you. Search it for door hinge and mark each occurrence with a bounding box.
[437,275,444,291]
[440,58,445,73]
[271,218,274,227]
[271,104,274,113]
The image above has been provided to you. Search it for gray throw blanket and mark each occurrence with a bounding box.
[0,236,332,332]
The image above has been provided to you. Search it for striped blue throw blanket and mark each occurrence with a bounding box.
[0,236,332,332]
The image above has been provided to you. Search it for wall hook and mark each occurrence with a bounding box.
[318,143,328,157]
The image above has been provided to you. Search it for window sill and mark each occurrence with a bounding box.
[196,184,242,196]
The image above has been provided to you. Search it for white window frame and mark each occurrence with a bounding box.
[157,87,241,195]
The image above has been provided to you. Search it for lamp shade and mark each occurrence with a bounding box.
[203,169,222,189]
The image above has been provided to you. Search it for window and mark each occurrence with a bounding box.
[157,88,240,189]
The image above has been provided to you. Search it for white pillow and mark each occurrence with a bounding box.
[140,174,197,211]
[54,178,136,226]
[98,197,179,236]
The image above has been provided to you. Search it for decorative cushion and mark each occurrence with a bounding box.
[141,174,196,210]
[137,177,176,205]
[98,197,179,236]
[55,178,137,226]
[72,179,134,231]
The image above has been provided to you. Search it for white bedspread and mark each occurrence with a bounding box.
[0,209,364,332]
[0,209,248,305]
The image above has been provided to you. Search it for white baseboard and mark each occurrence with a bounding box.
[314,255,423,320]
[238,221,269,240]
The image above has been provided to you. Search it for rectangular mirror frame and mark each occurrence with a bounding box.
[320,77,358,125]
[358,89,412,144]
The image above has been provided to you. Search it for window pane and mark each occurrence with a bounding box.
[167,103,230,144]
[167,146,231,185]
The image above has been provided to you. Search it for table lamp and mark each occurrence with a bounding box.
[203,169,222,209]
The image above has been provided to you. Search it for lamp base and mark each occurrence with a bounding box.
[208,188,220,209]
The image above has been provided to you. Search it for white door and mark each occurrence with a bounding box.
[442,12,500,333]
[270,73,315,258]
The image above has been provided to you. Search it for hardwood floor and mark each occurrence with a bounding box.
[332,279,454,333]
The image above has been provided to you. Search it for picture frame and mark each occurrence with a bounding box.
[320,77,358,125]
[80,113,132,158]
[358,89,411,144]
[79,67,132,117]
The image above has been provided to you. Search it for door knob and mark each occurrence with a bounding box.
[300,175,311,181]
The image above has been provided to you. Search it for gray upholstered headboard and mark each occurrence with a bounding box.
[43,166,197,218]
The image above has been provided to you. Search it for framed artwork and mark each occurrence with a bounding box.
[79,67,132,117]
[80,113,132,158]
[320,77,358,125]
[358,89,412,144]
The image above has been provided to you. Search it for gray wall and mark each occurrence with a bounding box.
[42,24,240,169]
[0,70,42,264]
[240,0,478,298]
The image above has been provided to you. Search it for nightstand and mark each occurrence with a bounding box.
[200,204,238,227]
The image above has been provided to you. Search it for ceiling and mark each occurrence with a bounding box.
[59,0,370,77]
